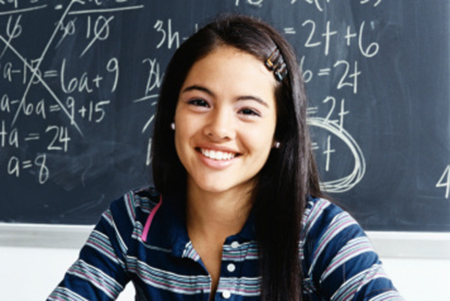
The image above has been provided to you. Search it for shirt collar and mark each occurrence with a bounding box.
[144,193,190,257]
[144,193,257,256]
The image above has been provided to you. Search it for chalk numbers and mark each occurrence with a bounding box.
[154,19,180,49]
[45,126,70,152]
[7,153,50,185]
[301,20,379,58]
[6,15,22,40]
[436,165,450,199]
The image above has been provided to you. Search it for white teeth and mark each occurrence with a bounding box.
[201,149,236,161]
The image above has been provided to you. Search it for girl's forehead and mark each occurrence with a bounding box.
[179,47,277,105]
[185,46,275,84]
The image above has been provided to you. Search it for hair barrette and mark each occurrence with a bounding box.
[265,48,288,82]
[274,64,287,82]
[265,49,280,71]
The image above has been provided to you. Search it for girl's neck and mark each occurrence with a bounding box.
[185,184,253,241]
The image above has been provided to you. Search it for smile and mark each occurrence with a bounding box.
[199,148,238,161]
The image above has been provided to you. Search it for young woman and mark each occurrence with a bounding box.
[49,14,403,301]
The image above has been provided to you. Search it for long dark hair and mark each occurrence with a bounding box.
[151,14,324,300]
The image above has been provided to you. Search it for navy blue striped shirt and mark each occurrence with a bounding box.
[48,187,403,300]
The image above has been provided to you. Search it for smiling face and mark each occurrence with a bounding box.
[174,46,278,198]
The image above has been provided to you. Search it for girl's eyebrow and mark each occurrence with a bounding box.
[236,95,269,108]
[181,85,270,108]
[182,85,213,96]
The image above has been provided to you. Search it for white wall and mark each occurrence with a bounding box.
[0,246,134,300]
[381,258,450,300]
[1,225,450,300]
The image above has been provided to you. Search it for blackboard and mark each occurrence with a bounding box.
[1,0,449,232]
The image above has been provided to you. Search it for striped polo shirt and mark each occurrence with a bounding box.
[48,187,404,300]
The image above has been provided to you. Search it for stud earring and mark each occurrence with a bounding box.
[274,141,281,149]
[170,122,175,130]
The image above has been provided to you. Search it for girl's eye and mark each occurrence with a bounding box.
[188,99,209,107]
[239,108,260,117]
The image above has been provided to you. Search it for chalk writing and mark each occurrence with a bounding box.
[154,19,180,50]
[142,58,163,97]
[0,120,18,148]
[0,0,146,187]
[7,153,49,184]
[307,117,366,193]
[437,165,450,199]
[301,19,379,58]
[360,0,383,7]
[334,61,361,94]
[233,0,264,7]
[296,6,382,191]
[81,15,114,57]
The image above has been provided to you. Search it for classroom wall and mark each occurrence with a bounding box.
[1,242,449,300]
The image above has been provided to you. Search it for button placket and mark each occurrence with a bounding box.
[227,241,240,275]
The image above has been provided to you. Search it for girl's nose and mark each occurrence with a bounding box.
[203,108,236,141]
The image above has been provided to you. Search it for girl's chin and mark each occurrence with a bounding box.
[187,175,256,196]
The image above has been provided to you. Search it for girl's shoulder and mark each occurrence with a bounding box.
[108,187,161,225]
[303,197,352,232]
[301,196,366,253]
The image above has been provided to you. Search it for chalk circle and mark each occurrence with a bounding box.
[307,117,366,193]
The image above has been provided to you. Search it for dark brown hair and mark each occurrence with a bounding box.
[151,14,323,300]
